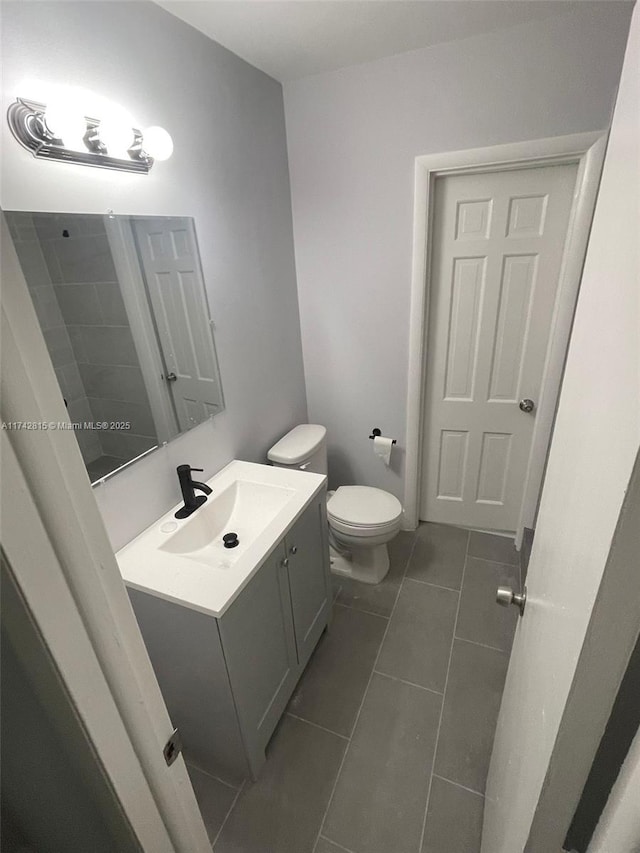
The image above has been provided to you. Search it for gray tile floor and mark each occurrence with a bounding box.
[188,523,520,853]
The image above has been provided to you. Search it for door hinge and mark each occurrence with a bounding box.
[163,728,183,766]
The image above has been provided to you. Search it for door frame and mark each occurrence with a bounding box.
[1,213,212,853]
[404,132,607,544]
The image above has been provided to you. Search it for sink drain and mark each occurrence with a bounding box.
[223,532,239,549]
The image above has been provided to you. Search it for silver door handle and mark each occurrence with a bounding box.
[290,545,297,555]
[519,398,535,413]
[281,558,289,569]
[496,586,527,616]
[165,372,177,382]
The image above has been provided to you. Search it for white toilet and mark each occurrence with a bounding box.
[267,425,402,584]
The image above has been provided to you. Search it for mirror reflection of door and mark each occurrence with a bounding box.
[131,218,224,434]
[5,212,224,484]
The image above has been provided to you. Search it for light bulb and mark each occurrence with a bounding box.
[143,126,173,161]
[99,118,135,157]
[44,101,87,150]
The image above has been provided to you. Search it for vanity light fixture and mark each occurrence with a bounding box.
[7,97,173,174]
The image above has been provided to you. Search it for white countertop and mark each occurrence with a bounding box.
[116,460,326,618]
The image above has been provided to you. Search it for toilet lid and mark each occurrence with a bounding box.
[327,486,402,527]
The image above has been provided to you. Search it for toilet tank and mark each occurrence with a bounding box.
[267,425,327,475]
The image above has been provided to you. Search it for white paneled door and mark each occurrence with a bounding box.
[420,164,577,531]
[133,218,224,433]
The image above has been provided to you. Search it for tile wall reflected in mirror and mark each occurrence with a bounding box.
[6,212,224,483]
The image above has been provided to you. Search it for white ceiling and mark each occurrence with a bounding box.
[154,1,592,82]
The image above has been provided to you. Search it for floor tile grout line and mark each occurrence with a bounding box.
[465,552,519,569]
[286,711,351,742]
[310,534,420,853]
[431,773,485,799]
[454,634,509,655]
[403,576,461,594]
[347,537,419,740]
[373,669,444,697]
[318,835,358,853]
[211,778,245,850]
[333,600,390,621]
[417,528,470,853]
[185,761,240,792]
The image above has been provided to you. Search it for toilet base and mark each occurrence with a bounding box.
[329,543,390,585]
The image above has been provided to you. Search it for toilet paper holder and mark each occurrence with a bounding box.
[368,428,396,445]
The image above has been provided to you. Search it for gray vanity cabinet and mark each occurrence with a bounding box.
[127,585,250,785]
[285,497,331,667]
[217,541,298,777]
[127,491,331,785]
[217,493,331,777]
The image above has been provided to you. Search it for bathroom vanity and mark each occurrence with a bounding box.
[117,460,331,782]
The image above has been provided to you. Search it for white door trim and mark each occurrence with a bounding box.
[404,132,607,543]
[1,213,212,853]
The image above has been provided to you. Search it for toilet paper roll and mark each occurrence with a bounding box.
[373,435,394,466]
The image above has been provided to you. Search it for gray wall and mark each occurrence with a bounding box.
[284,3,633,500]
[1,1,307,549]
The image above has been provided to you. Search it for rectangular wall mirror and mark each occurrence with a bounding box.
[6,212,224,483]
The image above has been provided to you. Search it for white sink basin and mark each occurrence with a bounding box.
[159,479,295,563]
[116,460,326,617]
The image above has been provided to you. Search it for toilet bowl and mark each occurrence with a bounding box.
[327,486,402,584]
[267,424,403,585]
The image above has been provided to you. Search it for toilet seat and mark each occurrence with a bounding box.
[329,516,400,539]
[327,486,402,531]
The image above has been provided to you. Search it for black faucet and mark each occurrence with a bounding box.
[175,465,213,519]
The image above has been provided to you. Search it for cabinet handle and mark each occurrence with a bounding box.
[281,558,289,568]
[290,545,298,555]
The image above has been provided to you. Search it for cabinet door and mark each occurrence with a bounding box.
[128,587,248,785]
[286,496,331,667]
[218,544,297,777]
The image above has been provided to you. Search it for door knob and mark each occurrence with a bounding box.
[290,545,298,555]
[519,398,535,413]
[496,586,527,616]
[165,372,177,382]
